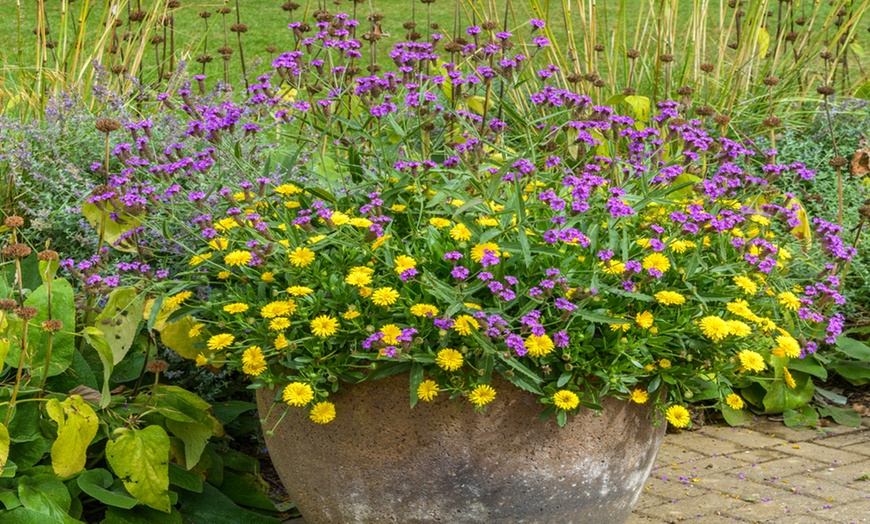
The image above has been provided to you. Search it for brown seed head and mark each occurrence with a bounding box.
[621,87,637,96]
[481,21,498,31]
[626,49,640,59]
[583,72,599,82]
[14,306,39,320]
[1,243,32,258]
[218,45,234,56]
[593,44,605,52]
[37,249,59,261]
[593,79,606,88]
[696,105,715,116]
[95,118,121,133]
[403,21,417,30]
[146,359,170,374]
[4,216,24,228]
[859,205,870,219]
[367,13,384,22]
[762,116,782,128]
[566,73,583,84]
[820,51,834,60]
[282,2,300,11]
[0,299,18,311]
[713,114,731,126]
[817,85,835,96]
[167,0,181,8]
[196,54,214,64]
[217,7,232,14]
[149,35,165,45]
[199,10,212,19]
[763,76,780,86]
[265,45,278,53]
[659,53,674,63]
[829,156,848,168]
[785,31,798,42]
[42,319,64,333]
[676,86,694,96]
[700,63,715,73]
[230,23,248,33]
[795,16,807,26]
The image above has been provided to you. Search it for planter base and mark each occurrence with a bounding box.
[258,375,665,523]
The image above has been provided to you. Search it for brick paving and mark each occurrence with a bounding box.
[629,419,870,523]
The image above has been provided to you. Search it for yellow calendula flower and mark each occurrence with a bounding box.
[725,393,744,410]
[207,333,234,351]
[371,287,400,307]
[380,324,403,344]
[286,286,314,296]
[164,291,193,310]
[274,183,302,196]
[699,316,730,342]
[410,303,440,317]
[470,242,500,263]
[309,401,336,424]
[394,255,417,274]
[636,311,654,329]
[282,382,314,406]
[525,334,555,357]
[261,300,297,318]
[726,299,758,321]
[345,267,374,287]
[260,272,275,283]
[610,322,631,332]
[224,250,252,267]
[777,291,801,311]
[189,252,213,266]
[195,353,208,367]
[288,247,316,268]
[642,252,671,274]
[733,276,758,295]
[274,333,288,350]
[659,359,672,369]
[417,380,439,402]
[783,367,797,389]
[241,346,267,376]
[269,317,291,331]
[737,350,767,373]
[464,302,482,310]
[349,217,373,228]
[630,389,649,404]
[449,223,472,242]
[476,215,499,227]
[669,240,690,253]
[214,217,239,232]
[223,303,249,314]
[188,323,205,338]
[310,315,339,337]
[654,291,686,306]
[390,204,407,212]
[371,234,392,250]
[435,348,464,371]
[343,309,361,320]
[453,315,480,336]
[217,271,232,280]
[665,405,691,428]
[208,237,230,250]
[469,384,496,407]
[429,217,450,229]
[553,390,580,410]
[772,335,801,358]
[602,261,626,275]
[331,212,350,226]
[359,286,373,298]
[727,320,752,337]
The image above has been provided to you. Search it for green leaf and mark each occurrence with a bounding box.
[815,386,848,405]
[165,419,212,470]
[836,336,870,361]
[46,395,99,477]
[3,507,77,524]
[17,474,76,523]
[77,469,138,509]
[828,360,870,386]
[176,481,281,523]
[721,405,753,427]
[0,423,8,475]
[83,327,114,409]
[168,463,203,493]
[94,288,144,365]
[4,278,76,377]
[762,372,814,414]
[219,471,277,511]
[409,363,423,409]
[9,437,47,470]
[211,401,256,425]
[38,259,59,284]
[787,355,827,380]
[157,316,201,360]
[102,506,184,524]
[783,406,819,428]
[106,426,172,513]
[0,486,20,509]
[817,406,863,427]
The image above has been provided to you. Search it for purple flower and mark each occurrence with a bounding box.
[451,266,470,280]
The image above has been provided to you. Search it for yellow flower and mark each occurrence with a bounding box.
[737,350,767,373]
[449,223,472,242]
[217,271,232,280]
[394,255,417,274]
[208,237,229,250]
[670,240,691,253]
[286,286,314,296]
[380,324,403,344]
[274,333,288,350]
[343,309,361,320]
[665,405,691,428]
[223,303,250,314]
[525,334,555,357]
[288,247,316,268]
[371,287,400,307]
[699,316,730,342]
[390,204,407,212]
[224,250,252,267]
[417,380,439,402]
[274,183,302,196]
[331,212,350,225]
[282,382,314,406]
[642,253,671,274]
[729,275,756,295]
[636,311,654,329]
[783,367,797,389]
[214,217,238,232]
[463,302,482,310]
[726,299,758,321]
[725,393,744,410]
[164,291,193,310]
[470,242,500,263]
[359,286,373,298]
[452,315,479,336]
[553,390,580,410]
[469,384,496,407]
[371,234,392,250]
[777,291,801,311]
[410,303,440,317]
[269,317,291,331]
[349,217,373,228]
[241,346,267,376]
[476,216,499,227]
[610,322,631,332]
[345,267,373,287]
[189,252,213,266]
[630,389,649,404]
[207,333,234,351]
[188,323,205,338]
[659,359,672,368]
[309,401,336,424]
[772,335,801,358]
[654,291,686,306]
[435,348,464,371]
[195,353,208,367]
[726,320,752,337]
[261,300,297,318]
[602,261,626,275]
[429,217,450,229]
[310,315,339,337]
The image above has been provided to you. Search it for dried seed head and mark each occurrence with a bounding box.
[282,2,300,11]
[199,10,212,19]
[481,21,498,31]
[785,31,799,42]
[621,87,637,96]
[95,118,121,133]
[149,35,165,45]
[1,243,33,258]
[110,64,126,75]
[762,116,782,128]
[147,359,170,374]
[367,12,384,22]
[217,7,232,14]
[0,299,18,311]
[736,9,746,16]
[583,72,599,82]
[676,86,694,96]
[230,23,248,33]
[37,249,59,261]
[403,21,417,30]
[659,53,674,63]
[795,16,807,26]
[42,319,64,333]
[829,156,848,168]
[593,79,606,88]
[217,45,234,55]
[837,8,847,16]
[695,105,715,116]
[626,49,640,59]
[14,306,39,320]
[700,62,715,73]
[859,205,870,219]
[196,54,213,64]
[593,44,605,52]
[4,216,24,228]
[265,45,278,53]
[713,114,732,126]
[817,85,835,96]
[820,51,834,60]
[167,0,181,8]
[763,76,780,86]
[567,73,583,84]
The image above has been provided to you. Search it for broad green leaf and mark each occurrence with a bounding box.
[783,406,819,428]
[9,437,47,470]
[3,507,76,524]
[94,287,144,365]
[762,372,814,414]
[828,359,870,386]
[46,395,99,477]
[219,471,277,511]
[17,474,76,523]
[0,337,8,375]
[168,463,203,493]
[817,406,863,427]
[409,363,423,408]
[83,326,114,408]
[787,354,827,380]
[721,405,753,427]
[211,401,256,425]
[106,426,172,513]
[836,336,870,361]
[176,482,281,523]
[624,95,650,122]
[38,259,59,284]
[102,506,184,524]
[165,419,212,470]
[77,469,138,509]
[0,422,8,475]
[4,278,76,377]
[81,201,141,253]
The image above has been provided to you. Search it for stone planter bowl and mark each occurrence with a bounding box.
[257,374,665,523]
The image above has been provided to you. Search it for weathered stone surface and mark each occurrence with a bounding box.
[259,374,666,524]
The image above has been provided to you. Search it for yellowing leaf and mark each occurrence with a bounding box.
[46,395,99,477]
[624,95,651,122]
[466,96,494,115]
[94,287,144,365]
[757,27,771,59]
[0,422,9,475]
[789,197,812,243]
[158,316,201,360]
[81,200,141,253]
[106,426,172,513]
